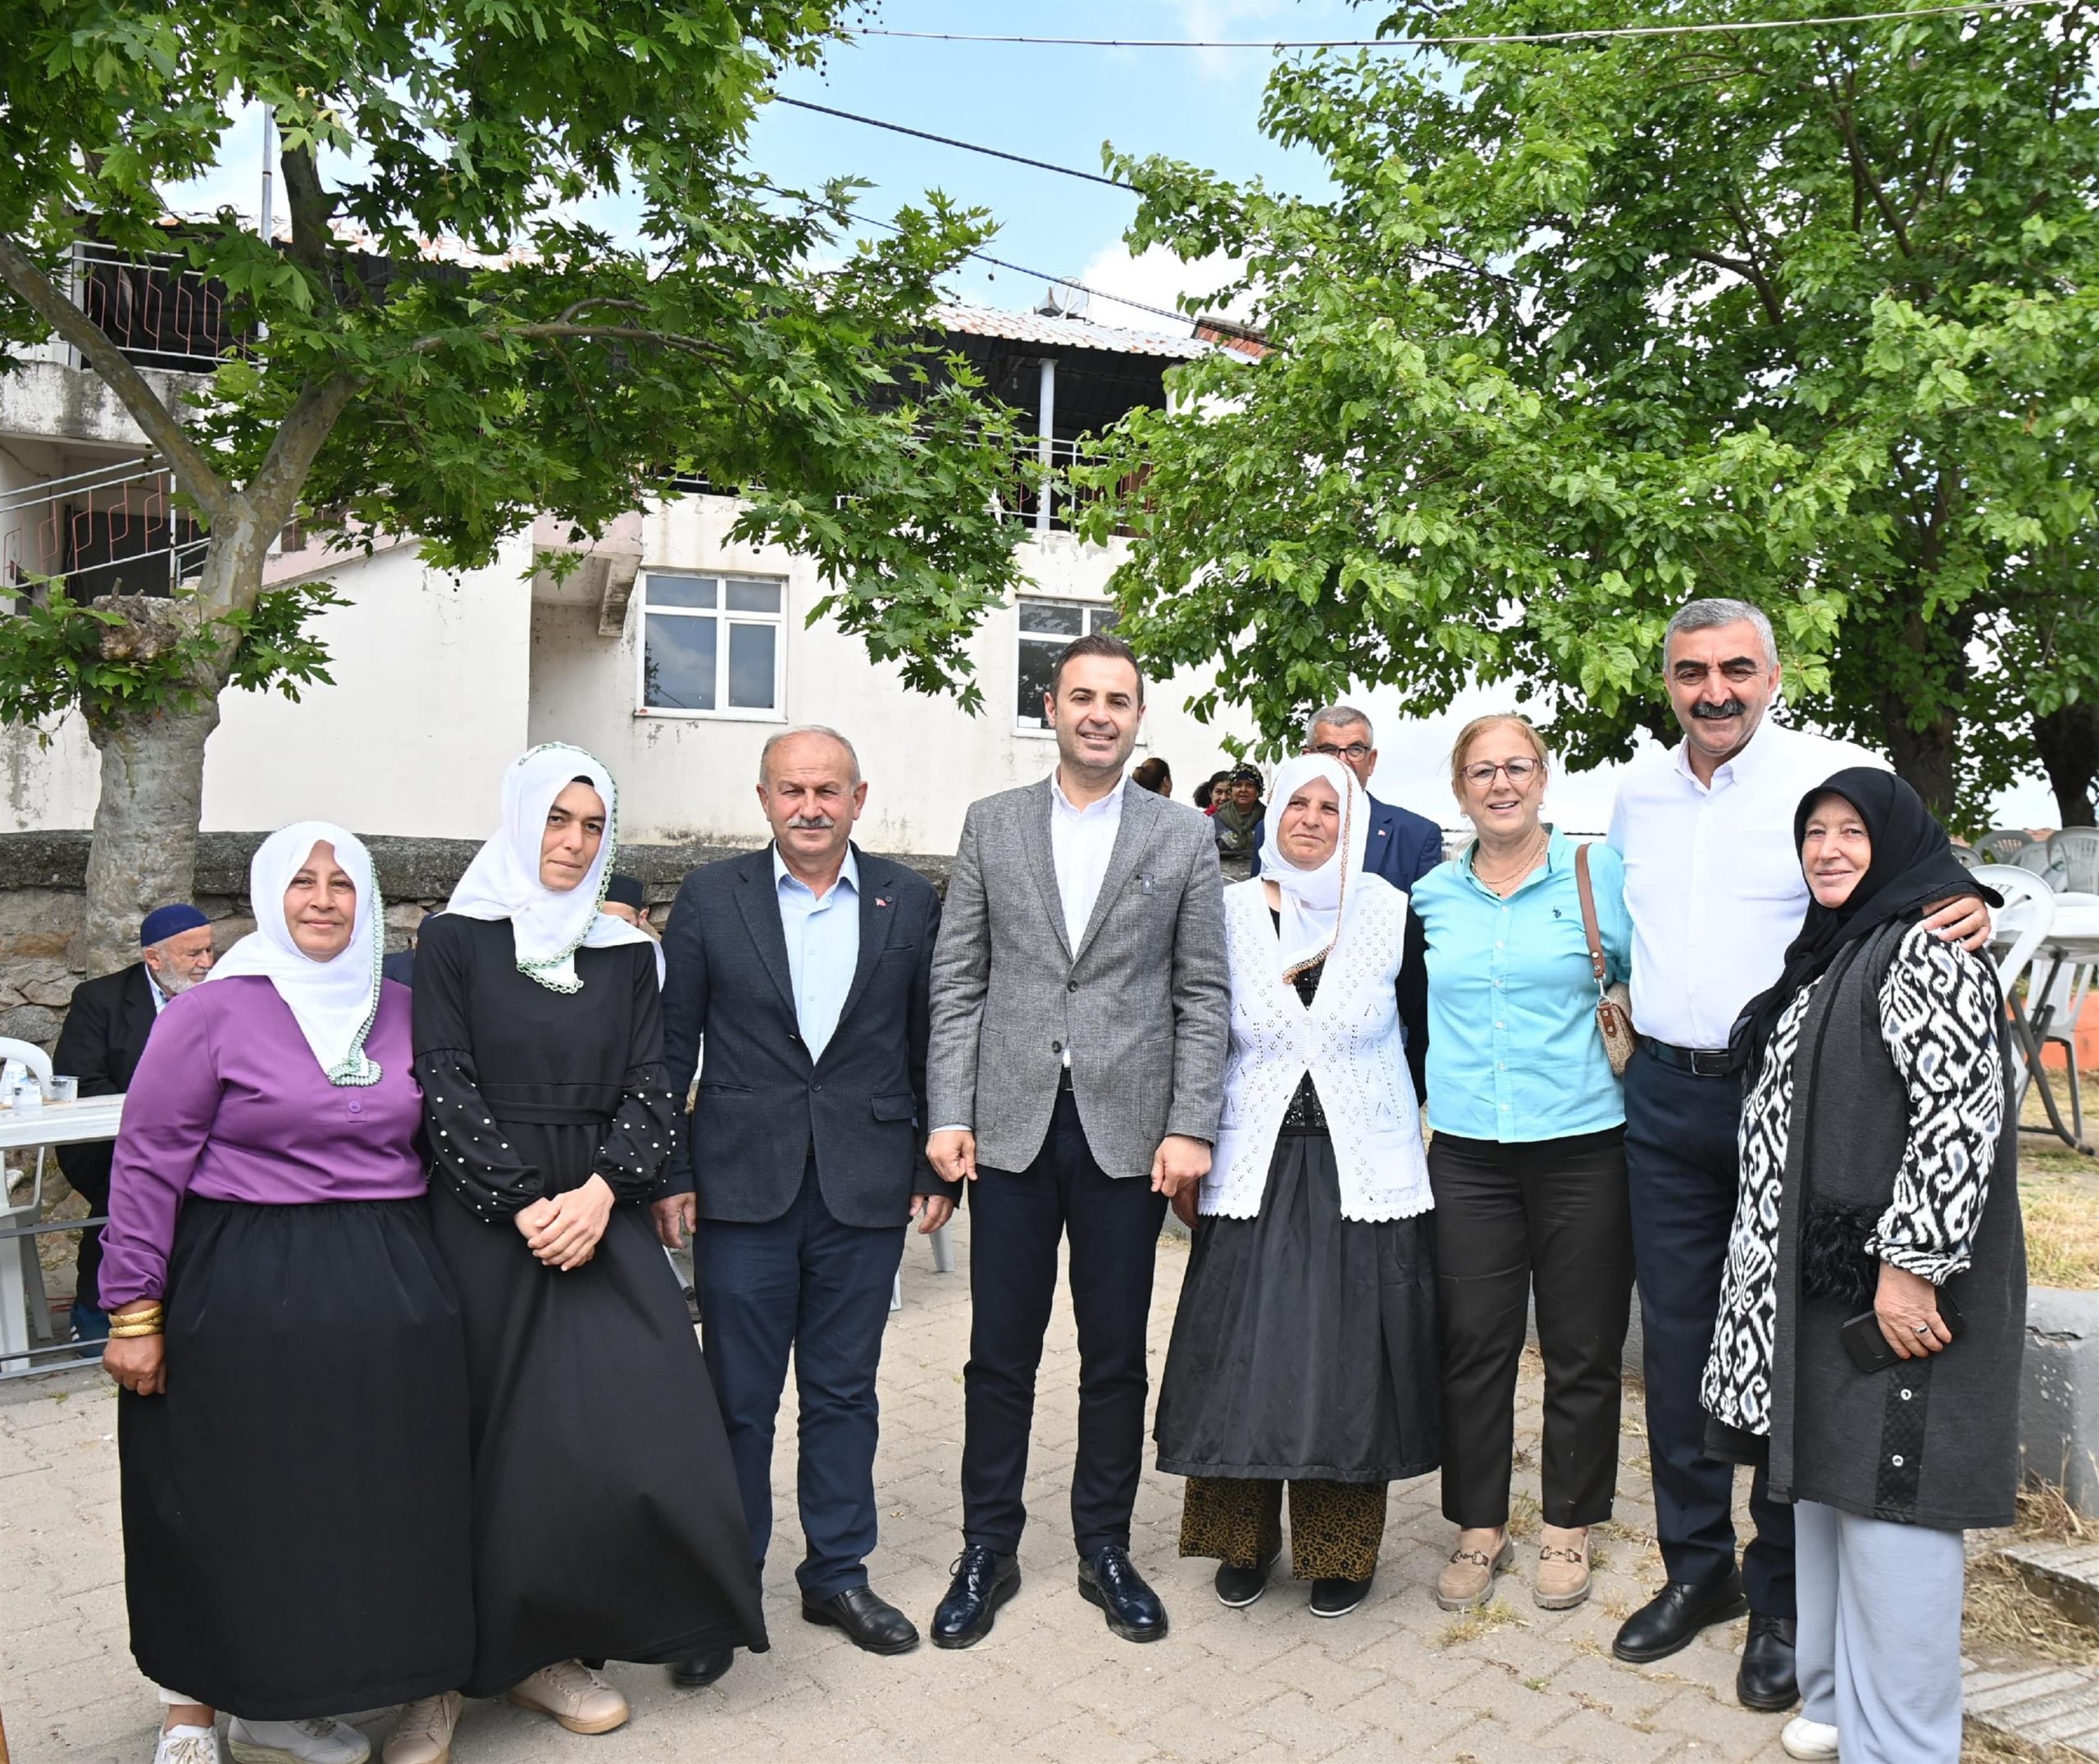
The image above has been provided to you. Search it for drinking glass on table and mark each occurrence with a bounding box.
[48,1075,78,1104]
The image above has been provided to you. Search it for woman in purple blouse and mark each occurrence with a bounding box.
[100,824,472,1764]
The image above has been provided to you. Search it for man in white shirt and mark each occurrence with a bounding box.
[1607,598,1986,1715]
[923,633,1229,1650]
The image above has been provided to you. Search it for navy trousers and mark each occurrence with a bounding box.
[1623,1049,1795,1618]
[694,1163,904,1601]
[961,1088,1170,1558]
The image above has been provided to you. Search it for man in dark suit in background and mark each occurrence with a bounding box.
[1252,703,1447,891]
[52,903,216,1345]
[653,725,949,1683]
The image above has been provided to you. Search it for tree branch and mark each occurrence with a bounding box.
[0,234,233,523]
[403,321,732,359]
[242,371,360,550]
[1685,247,1785,330]
[276,139,337,284]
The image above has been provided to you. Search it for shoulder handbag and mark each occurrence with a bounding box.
[1574,842,1638,1077]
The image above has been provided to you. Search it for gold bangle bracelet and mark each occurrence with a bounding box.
[108,1320,164,1337]
[111,1309,165,1327]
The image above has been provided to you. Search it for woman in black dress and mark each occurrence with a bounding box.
[1155,754,1437,1621]
[402,743,765,1754]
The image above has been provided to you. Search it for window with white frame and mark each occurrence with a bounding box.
[1016,598,1119,729]
[638,573,785,717]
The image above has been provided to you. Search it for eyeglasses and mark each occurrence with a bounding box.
[1462,759,1541,787]
[1311,742,1372,762]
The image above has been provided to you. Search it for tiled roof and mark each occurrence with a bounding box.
[931,301,1212,359]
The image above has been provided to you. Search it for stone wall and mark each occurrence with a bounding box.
[0,830,956,1049]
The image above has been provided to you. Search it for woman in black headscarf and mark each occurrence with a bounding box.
[1701,770,2022,1764]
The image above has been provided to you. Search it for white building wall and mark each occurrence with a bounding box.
[526,494,1258,852]
[0,535,535,837]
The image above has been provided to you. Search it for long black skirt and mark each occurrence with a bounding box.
[121,1198,474,1719]
[1154,1131,1441,1482]
[430,1148,767,1696]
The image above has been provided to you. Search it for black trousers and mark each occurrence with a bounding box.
[961,1089,1168,1557]
[1623,1049,1795,1617]
[1428,1127,1632,1530]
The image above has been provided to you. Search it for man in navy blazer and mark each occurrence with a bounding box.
[1250,703,1446,891]
[653,726,952,1675]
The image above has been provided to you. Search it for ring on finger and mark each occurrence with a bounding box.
[1915,1322,1934,1337]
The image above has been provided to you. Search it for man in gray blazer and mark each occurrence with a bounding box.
[924,631,1229,1648]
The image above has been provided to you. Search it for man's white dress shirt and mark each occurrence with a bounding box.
[1050,769,1127,957]
[1607,717,1887,1051]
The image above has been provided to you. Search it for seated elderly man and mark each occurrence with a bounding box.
[52,903,216,1348]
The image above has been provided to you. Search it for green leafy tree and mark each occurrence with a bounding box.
[1074,0,2099,825]
[0,0,1026,970]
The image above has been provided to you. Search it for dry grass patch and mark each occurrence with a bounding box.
[1964,1720,2093,1762]
[1963,1555,2097,1666]
[1441,1602,1526,1647]
[1506,1491,1541,1540]
[2018,1175,2099,1290]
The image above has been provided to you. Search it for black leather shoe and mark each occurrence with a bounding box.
[1737,1612,1799,1712]
[1611,1571,1749,1663]
[930,1545,1021,1650]
[802,1584,921,1656]
[1077,1546,1168,1644]
[670,1647,734,1688]
[1309,1574,1373,1618]
[1214,1544,1282,1609]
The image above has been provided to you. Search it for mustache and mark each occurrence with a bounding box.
[1690,698,1749,721]
[785,814,836,830]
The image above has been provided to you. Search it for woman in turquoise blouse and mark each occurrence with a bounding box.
[1409,714,1633,1616]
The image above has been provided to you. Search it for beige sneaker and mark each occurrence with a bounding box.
[1535,1526,1591,1610]
[383,1694,462,1764]
[507,1662,630,1735]
[1435,1530,1514,1611]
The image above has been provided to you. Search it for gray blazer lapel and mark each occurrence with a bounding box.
[733,852,800,1027]
[1074,784,1156,965]
[1017,779,1072,963]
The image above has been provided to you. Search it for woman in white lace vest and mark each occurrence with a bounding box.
[1154,753,1437,1621]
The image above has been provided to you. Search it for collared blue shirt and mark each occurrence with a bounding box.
[1409,827,1632,1143]
[773,845,860,1062]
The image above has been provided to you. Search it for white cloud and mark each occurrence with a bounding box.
[1072,241,1250,332]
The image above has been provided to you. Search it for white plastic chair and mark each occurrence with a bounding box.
[1975,865,2057,1096]
[2011,842,2063,888]
[0,1036,57,1367]
[2049,827,2099,895]
[1978,828,2037,863]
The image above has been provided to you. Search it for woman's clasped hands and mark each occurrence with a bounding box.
[517,1173,616,1271]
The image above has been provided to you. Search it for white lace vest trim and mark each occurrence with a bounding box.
[1200,875,1432,1224]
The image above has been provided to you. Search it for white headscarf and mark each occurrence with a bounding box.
[444,743,657,993]
[1255,753,1372,980]
[207,821,385,1086]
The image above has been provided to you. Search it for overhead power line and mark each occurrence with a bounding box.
[848,1,2060,49]
[772,96,1129,189]
[767,96,1523,289]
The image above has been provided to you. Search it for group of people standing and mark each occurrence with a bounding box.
[80,596,2024,1764]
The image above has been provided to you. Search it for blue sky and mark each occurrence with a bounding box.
[749,0,1374,329]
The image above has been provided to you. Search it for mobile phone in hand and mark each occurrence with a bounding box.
[1841,1290,1965,1375]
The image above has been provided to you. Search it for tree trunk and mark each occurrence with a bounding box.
[1883,712,1960,825]
[2033,701,2099,828]
[74,698,223,975]
[68,528,270,975]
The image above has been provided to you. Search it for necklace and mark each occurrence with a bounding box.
[1473,827,1547,896]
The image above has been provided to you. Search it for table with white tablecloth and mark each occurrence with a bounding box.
[1,1094,124,1371]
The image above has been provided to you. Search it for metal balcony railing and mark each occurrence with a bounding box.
[71,242,247,375]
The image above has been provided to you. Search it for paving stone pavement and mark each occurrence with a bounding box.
[0,1218,1877,1763]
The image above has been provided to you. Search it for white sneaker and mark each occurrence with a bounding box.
[1781,1715,1840,1759]
[383,1694,462,1764]
[225,1717,371,1764]
[154,1725,222,1764]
